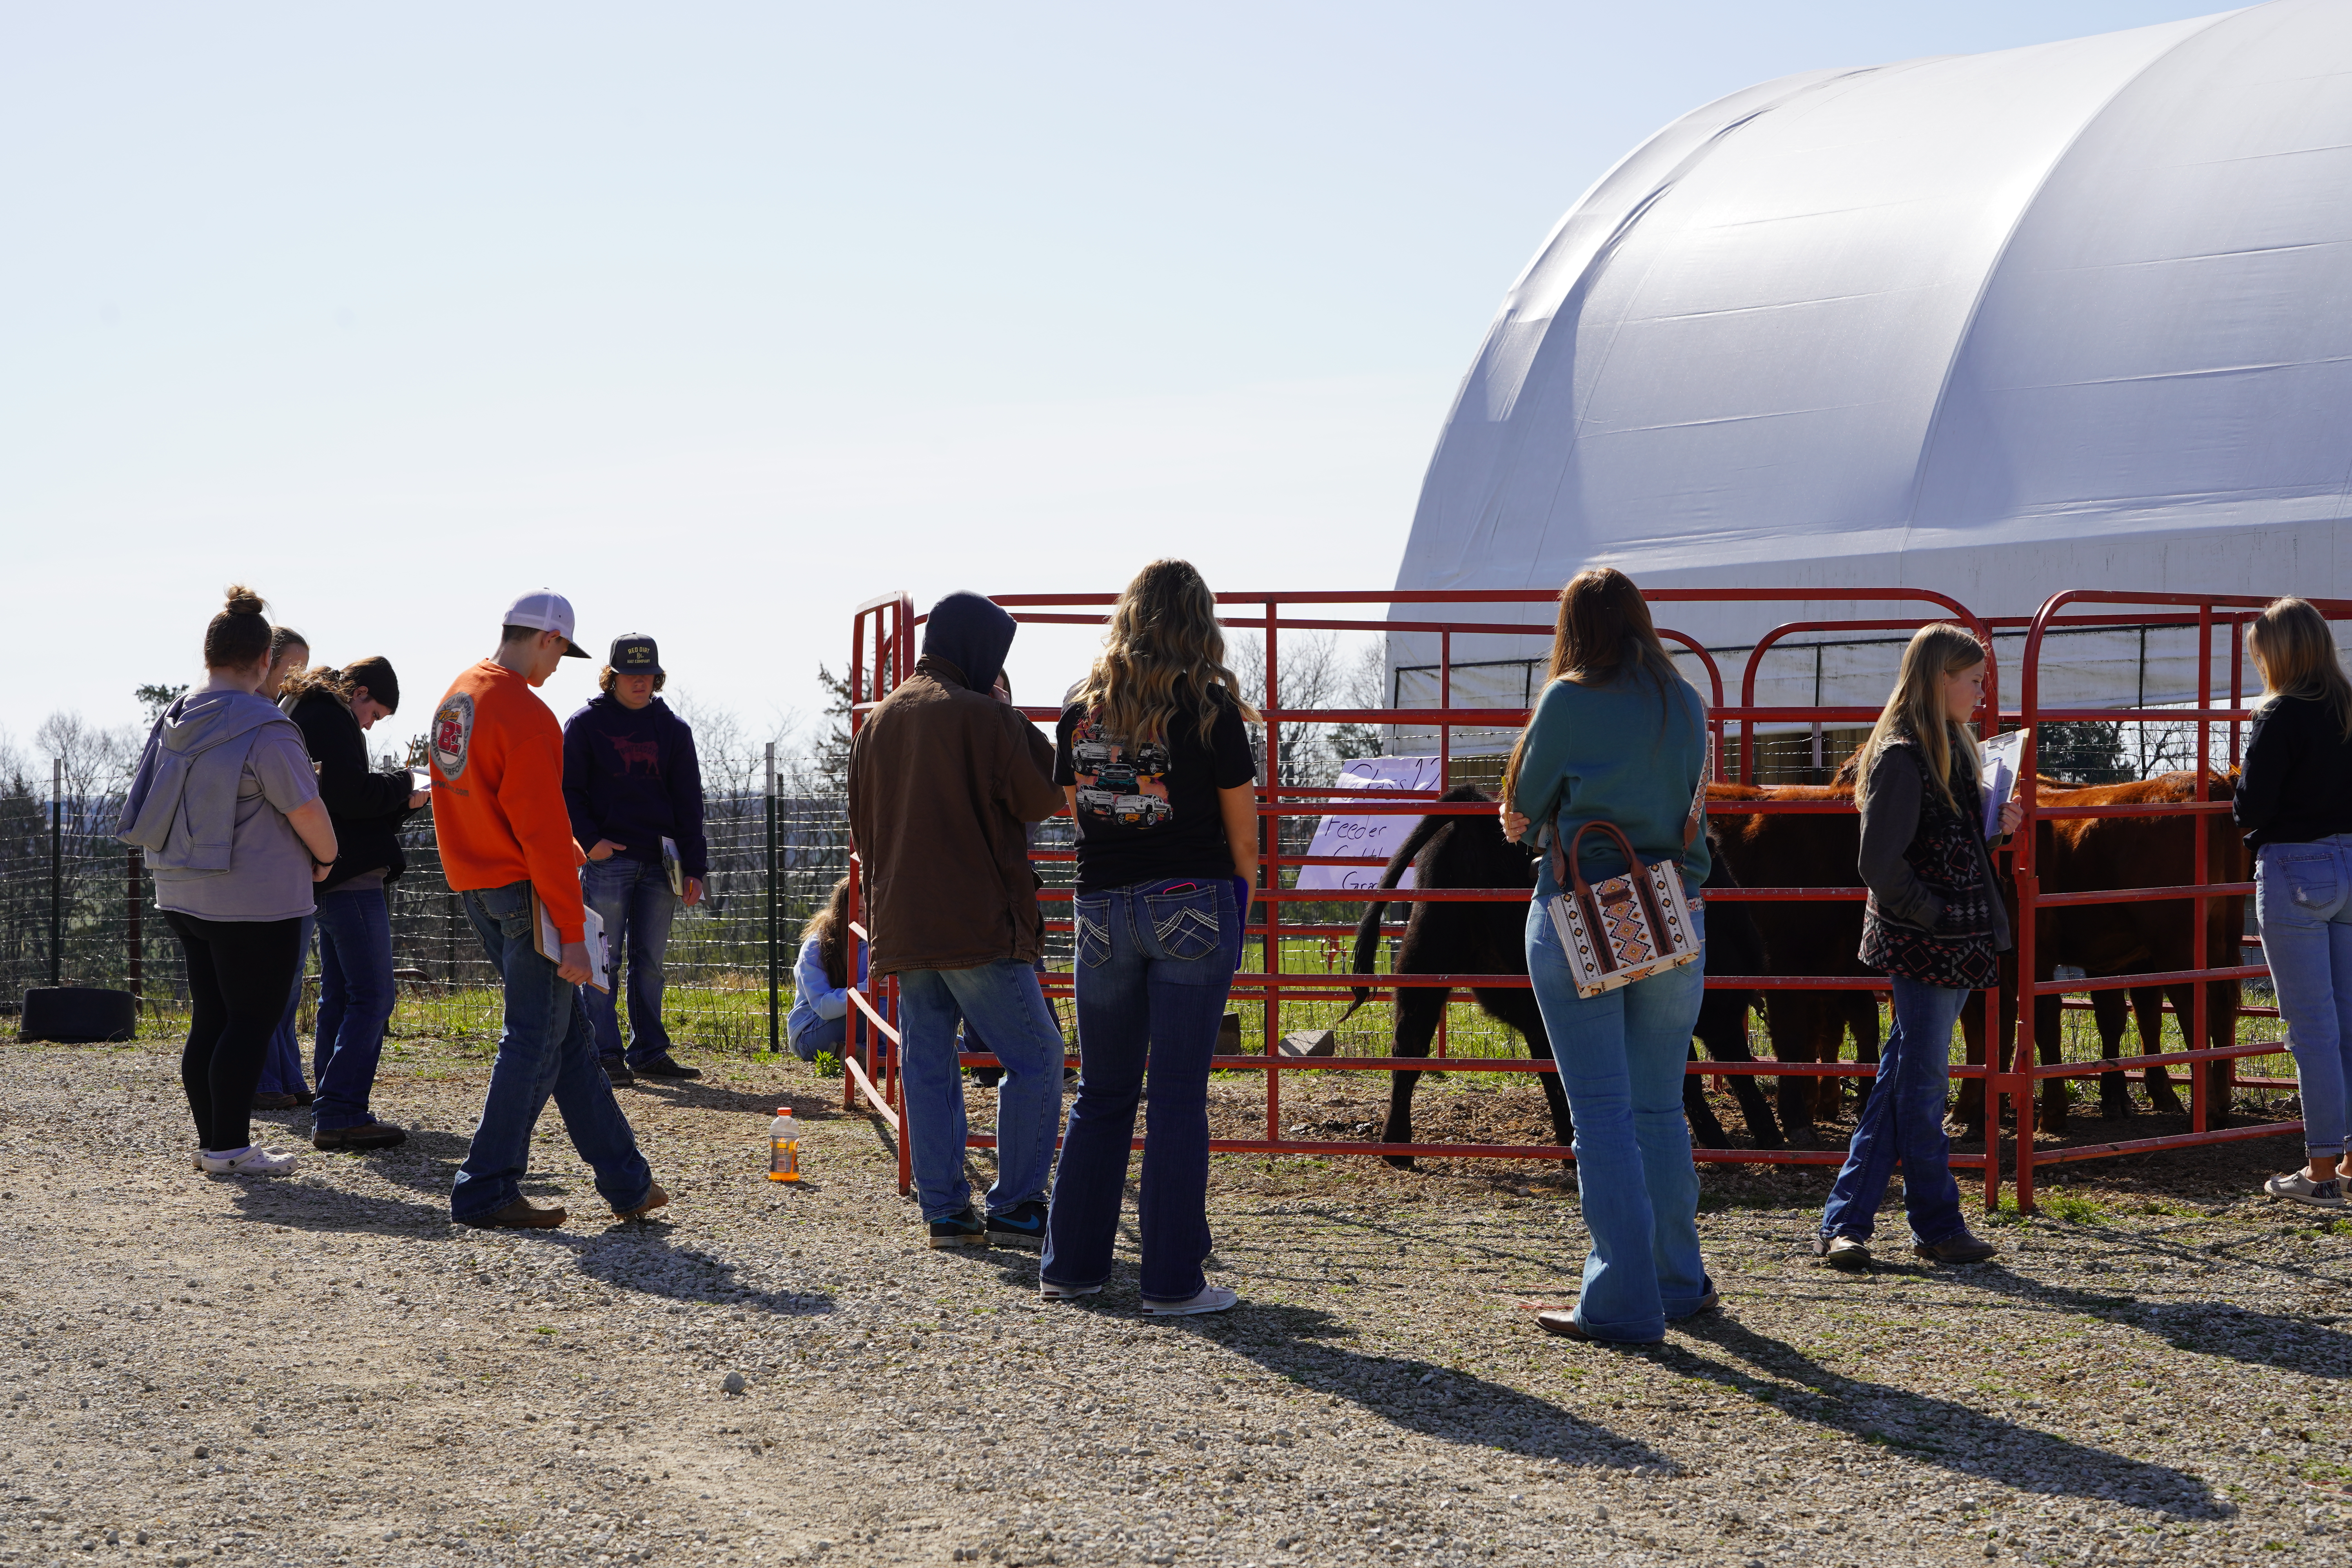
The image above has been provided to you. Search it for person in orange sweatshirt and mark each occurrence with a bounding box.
[429,591,668,1229]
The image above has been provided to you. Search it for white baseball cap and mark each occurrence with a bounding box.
[502,590,590,657]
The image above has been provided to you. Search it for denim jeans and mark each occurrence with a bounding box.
[258,914,315,1097]
[451,880,654,1223]
[1044,879,1236,1303]
[790,1011,847,1063]
[2256,835,2352,1158]
[311,884,397,1132]
[1820,976,1968,1247]
[895,960,1067,1222]
[581,856,679,1067]
[1525,898,1710,1343]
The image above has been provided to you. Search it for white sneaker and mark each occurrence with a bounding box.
[197,1147,299,1178]
[2264,1171,2346,1209]
[1040,1279,1104,1301]
[1142,1285,1238,1317]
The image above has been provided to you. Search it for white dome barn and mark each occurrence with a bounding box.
[1388,0,2352,752]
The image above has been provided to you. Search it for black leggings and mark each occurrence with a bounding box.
[165,911,304,1152]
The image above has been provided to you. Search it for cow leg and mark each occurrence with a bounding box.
[1380,986,1446,1170]
[1693,991,1784,1150]
[2091,987,2134,1120]
[1957,995,1991,1134]
[1479,987,1575,1168]
[1847,994,1883,1117]
[1683,1043,1730,1149]
[1762,994,1820,1149]
[2172,981,2235,1131]
[2135,987,2185,1116]
[2036,988,2071,1134]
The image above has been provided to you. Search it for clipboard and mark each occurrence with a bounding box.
[530,889,610,991]
[1979,729,2030,839]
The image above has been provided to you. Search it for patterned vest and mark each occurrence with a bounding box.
[1858,737,2000,989]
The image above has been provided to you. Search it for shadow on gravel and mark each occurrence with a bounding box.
[1666,1316,2219,1517]
[621,1079,840,1119]
[1938,1264,2352,1380]
[225,1181,450,1233]
[1136,1299,1675,1472]
[556,1228,835,1318]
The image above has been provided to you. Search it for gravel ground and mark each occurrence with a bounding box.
[4,1036,2350,1568]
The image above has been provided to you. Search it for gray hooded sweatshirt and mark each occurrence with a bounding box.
[118,688,320,922]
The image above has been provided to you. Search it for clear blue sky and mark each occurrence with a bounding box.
[0,0,2222,757]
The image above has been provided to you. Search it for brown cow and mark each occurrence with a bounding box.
[1704,780,1882,1148]
[1963,771,2246,1134]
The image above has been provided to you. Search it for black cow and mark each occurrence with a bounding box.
[1337,785,1782,1167]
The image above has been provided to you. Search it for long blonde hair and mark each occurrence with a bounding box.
[2248,596,2352,740]
[1075,559,1260,746]
[1857,623,1986,812]
[1501,567,1695,800]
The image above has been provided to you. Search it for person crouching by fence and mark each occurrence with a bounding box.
[254,622,315,1111]
[846,591,1068,1250]
[1817,623,2017,1271]
[278,655,425,1151]
[1499,567,1715,1344]
[119,586,340,1178]
[2236,597,2352,1212]
[562,632,708,1085]
[1037,560,1258,1317]
[429,592,667,1230]
[789,875,867,1063]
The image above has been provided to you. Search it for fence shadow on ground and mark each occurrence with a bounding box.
[1936,1263,2352,1381]
[1664,1315,2219,1516]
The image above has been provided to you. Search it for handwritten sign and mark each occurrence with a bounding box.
[1294,755,1444,891]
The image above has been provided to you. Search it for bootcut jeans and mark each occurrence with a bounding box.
[1044,878,1236,1305]
[311,882,397,1132]
[450,880,653,1224]
[1819,975,1969,1248]
[2255,835,2352,1158]
[1524,898,1710,1343]
[257,914,315,1098]
[581,855,679,1068]
[894,960,1067,1223]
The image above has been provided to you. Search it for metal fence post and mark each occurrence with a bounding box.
[49,757,62,987]
[766,740,779,1056]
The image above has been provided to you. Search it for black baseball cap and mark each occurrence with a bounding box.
[610,634,662,676]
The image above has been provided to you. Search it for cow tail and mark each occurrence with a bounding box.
[1338,812,1454,1021]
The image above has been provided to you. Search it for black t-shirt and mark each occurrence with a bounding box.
[1054,689,1258,893]
[2237,692,2352,848]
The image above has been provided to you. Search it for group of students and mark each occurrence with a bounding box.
[120,587,701,1228]
[121,568,2352,1334]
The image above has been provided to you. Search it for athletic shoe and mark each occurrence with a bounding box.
[1816,1234,1872,1270]
[2265,1171,2348,1210]
[196,1147,298,1178]
[616,1182,671,1220]
[986,1200,1049,1251]
[1040,1279,1103,1301]
[599,1056,635,1086]
[927,1207,989,1249]
[292,1090,315,1106]
[634,1054,702,1080]
[312,1121,408,1152]
[461,1197,566,1230]
[1914,1230,1999,1265]
[249,1092,299,1111]
[1142,1286,1238,1318]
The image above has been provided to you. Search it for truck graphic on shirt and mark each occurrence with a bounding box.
[1071,722,1173,828]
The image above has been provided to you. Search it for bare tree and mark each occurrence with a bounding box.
[35,711,138,801]
[1228,630,1388,788]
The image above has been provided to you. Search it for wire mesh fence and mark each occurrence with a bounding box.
[1,762,852,1054]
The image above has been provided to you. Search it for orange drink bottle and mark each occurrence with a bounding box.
[768,1108,801,1182]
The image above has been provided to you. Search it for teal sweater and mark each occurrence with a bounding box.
[1508,674,1710,898]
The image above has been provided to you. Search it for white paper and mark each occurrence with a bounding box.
[1294,755,1441,892]
[537,897,610,992]
[1979,730,2029,838]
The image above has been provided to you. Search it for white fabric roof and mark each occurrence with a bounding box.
[1390,0,2352,736]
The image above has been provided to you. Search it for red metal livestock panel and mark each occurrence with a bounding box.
[840,585,2016,1195]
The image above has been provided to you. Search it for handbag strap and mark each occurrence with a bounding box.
[1546,731,1712,887]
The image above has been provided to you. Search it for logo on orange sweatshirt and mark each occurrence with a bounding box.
[433,693,476,782]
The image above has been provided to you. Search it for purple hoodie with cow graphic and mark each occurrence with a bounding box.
[561,693,708,880]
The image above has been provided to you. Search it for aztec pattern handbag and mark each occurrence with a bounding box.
[1543,741,1708,999]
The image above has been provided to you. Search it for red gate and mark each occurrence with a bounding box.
[838,586,2024,1196]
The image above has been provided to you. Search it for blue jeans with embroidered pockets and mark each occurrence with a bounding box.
[259,914,315,1097]
[895,960,1067,1223]
[1819,976,1969,1247]
[450,880,655,1223]
[311,884,398,1132]
[2256,835,2352,1159]
[1043,879,1236,1303]
[1524,897,1710,1343]
[580,856,680,1068]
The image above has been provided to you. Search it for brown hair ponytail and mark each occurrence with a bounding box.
[204,586,273,671]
